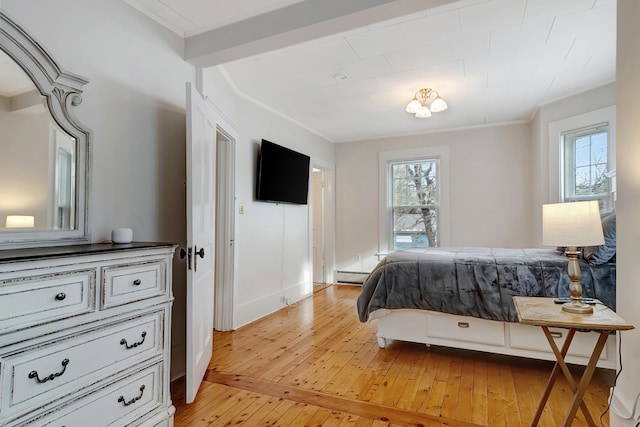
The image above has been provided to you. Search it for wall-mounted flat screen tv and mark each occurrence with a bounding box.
[256,139,310,205]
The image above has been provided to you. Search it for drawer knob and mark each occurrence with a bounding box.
[28,358,70,384]
[133,279,142,286]
[118,385,145,406]
[550,331,563,339]
[55,292,66,301]
[457,322,470,328]
[120,331,147,349]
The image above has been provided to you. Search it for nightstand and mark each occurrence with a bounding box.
[512,296,634,427]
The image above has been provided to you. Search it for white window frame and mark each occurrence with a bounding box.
[378,146,450,256]
[548,106,616,203]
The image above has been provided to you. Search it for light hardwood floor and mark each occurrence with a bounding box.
[172,285,615,426]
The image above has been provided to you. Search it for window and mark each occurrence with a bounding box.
[548,106,615,206]
[378,146,449,255]
[389,160,439,250]
[561,124,609,204]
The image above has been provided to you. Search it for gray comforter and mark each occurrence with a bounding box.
[357,248,616,323]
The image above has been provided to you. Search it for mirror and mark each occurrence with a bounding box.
[0,11,91,248]
[0,52,77,232]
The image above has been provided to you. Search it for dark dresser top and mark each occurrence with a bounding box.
[0,242,177,264]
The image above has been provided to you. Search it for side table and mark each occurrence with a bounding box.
[512,296,634,427]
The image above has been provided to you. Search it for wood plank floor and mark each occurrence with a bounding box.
[172,285,615,426]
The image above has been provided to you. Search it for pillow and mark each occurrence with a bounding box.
[583,212,616,265]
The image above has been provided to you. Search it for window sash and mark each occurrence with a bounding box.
[389,159,440,250]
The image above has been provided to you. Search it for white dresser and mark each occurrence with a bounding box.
[0,243,177,427]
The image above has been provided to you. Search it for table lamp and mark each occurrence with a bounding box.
[542,201,604,314]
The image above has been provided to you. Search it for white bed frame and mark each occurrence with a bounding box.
[372,308,617,369]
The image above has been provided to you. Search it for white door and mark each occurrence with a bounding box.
[185,82,216,404]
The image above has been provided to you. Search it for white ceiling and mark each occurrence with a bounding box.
[125,0,616,142]
[122,0,308,37]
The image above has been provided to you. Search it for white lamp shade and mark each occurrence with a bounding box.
[414,105,432,118]
[405,98,421,114]
[429,96,448,113]
[542,201,604,247]
[5,215,35,228]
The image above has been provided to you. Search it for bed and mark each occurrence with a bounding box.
[356,215,617,367]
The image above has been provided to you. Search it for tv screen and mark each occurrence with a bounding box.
[256,139,310,205]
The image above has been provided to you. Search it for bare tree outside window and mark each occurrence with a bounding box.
[391,160,439,250]
[563,125,609,208]
[573,131,608,196]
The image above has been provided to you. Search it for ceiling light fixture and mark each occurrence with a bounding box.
[406,88,448,118]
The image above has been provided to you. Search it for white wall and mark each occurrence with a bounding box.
[202,68,335,328]
[334,122,533,273]
[2,0,195,378]
[529,82,616,246]
[2,0,194,241]
[611,2,640,425]
[1,1,335,380]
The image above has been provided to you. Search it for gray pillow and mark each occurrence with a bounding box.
[583,212,616,265]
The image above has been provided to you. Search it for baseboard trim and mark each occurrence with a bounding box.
[235,281,311,328]
[334,270,368,284]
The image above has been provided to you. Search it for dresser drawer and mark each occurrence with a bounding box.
[102,261,166,309]
[509,323,609,359]
[1,310,164,420]
[426,312,505,346]
[34,362,164,427]
[0,269,95,334]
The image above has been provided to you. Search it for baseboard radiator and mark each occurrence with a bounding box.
[335,270,369,284]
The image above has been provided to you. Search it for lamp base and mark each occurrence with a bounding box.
[562,300,593,314]
[562,251,593,314]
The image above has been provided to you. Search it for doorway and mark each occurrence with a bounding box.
[312,168,327,291]
[214,127,236,331]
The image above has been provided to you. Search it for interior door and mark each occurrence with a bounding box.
[185,82,216,404]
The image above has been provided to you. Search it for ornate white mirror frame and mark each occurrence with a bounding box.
[0,11,91,248]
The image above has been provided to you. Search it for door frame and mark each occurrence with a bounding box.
[310,160,335,285]
[205,97,238,331]
[312,169,326,283]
